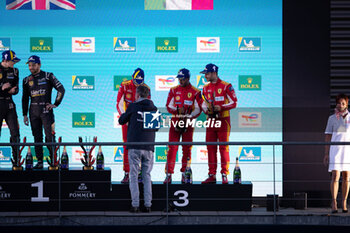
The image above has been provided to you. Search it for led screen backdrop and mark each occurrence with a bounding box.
[0,0,282,196]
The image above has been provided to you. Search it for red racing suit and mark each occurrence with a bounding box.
[165,83,201,174]
[116,80,151,172]
[201,78,237,175]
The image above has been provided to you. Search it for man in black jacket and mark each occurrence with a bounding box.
[22,55,65,169]
[0,50,21,165]
[119,85,158,213]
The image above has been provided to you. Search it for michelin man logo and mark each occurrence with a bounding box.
[143,110,161,129]
[238,147,261,161]
[244,149,255,157]
[244,40,255,48]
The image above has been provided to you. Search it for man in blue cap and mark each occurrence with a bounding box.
[0,50,21,168]
[200,63,237,184]
[22,55,65,169]
[116,68,151,183]
[163,68,202,184]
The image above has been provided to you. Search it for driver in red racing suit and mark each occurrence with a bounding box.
[200,63,237,184]
[116,68,151,183]
[163,68,201,184]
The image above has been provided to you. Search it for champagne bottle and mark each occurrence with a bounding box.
[25,147,33,170]
[60,146,69,170]
[233,157,241,184]
[185,157,193,184]
[96,146,104,170]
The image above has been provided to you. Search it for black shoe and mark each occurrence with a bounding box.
[181,172,185,184]
[142,207,151,213]
[121,173,129,184]
[343,209,348,213]
[130,207,139,213]
[163,174,172,184]
[332,209,338,214]
[33,162,43,169]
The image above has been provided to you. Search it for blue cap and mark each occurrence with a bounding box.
[2,50,20,63]
[176,68,190,80]
[200,63,218,74]
[132,68,144,85]
[26,55,41,64]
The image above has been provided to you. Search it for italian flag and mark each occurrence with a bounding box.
[145,0,213,10]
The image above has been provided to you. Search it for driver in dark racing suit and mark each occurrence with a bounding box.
[22,55,65,169]
[0,50,21,164]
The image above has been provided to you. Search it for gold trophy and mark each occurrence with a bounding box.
[11,137,26,171]
[79,136,97,170]
[47,136,61,171]
[202,93,219,119]
[175,106,190,134]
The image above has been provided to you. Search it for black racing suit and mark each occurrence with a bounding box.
[22,70,65,163]
[0,64,20,163]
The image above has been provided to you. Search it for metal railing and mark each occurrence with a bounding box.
[0,141,348,225]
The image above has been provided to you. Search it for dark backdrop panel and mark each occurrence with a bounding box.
[283,0,330,206]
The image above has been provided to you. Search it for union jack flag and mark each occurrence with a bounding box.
[6,0,76,10]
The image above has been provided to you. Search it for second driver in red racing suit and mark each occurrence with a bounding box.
[163,68,201,184]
